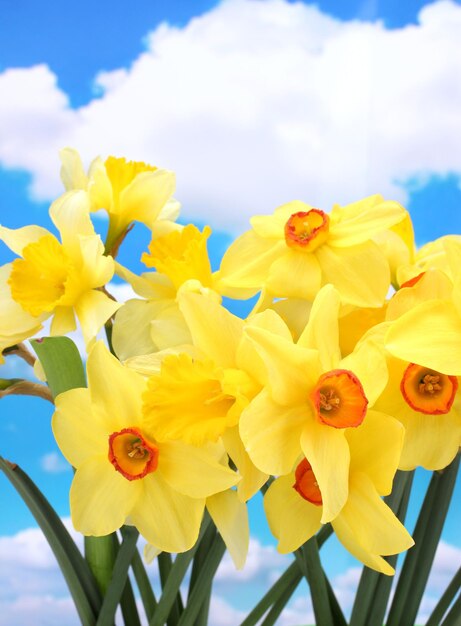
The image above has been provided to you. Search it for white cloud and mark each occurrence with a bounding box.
[40,451,71,474]
[1,0,461,232]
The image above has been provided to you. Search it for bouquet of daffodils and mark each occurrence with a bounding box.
[1,149,460,626]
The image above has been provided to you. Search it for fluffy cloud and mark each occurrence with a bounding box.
[40,452,71,474]
[1,0,461,231]
[0,518,460,626]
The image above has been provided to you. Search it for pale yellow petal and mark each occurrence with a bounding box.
[386,300,461,374]
[316,242,390,307]
[207,489,249,569]
[340,338,389,406]
[50,306,77,336]
[71,456,141,536]
[178,292,243,367]
[240,390,308,475]
[157,440,239,498]
[338,472,414,555]
[120,169,175,227]
[298,284,341,370]
[53,388,107,467]
[264,474,322,554]
[112,299,166,360]
[0,225,50,256]
[300,421,350,523]
[74,290,121,348]
[346,410,404,495]
[59,147,88,190]
[244,325,320,406]
[250,201,310,238]
[150,304,192,351]
[218,230,286,296]
[49,190,93,257]
[87,341,145,431]
[222,426,268,501]
[328,198,406,247]
[130,473,204,552]
[144,544,161,564]
[266,249,321,300]
[77,235,115,288]
[387,270,453,321]
[0,264,44,341]
[87,157,113,212]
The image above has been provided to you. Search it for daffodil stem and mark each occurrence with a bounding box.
[297,537,334,626]
[387,455,460,626]
[349,470,414,626]
[95,527,141,626]
[187,516,217,626]
[177,533,226,626]
[131,549,158,620]
[158,552,184,625]
[239,560,302,626]
[426,565,461,626]
[439,590,461,626]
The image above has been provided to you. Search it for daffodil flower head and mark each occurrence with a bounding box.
[0,192,120,347]
[219,195,407,307]
[52,341,239,552]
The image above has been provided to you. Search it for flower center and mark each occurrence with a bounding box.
[8,235,73,316]
[293,458,322,506]
[105,156,157,207]
[400,363,458,415]
[108,427,159,481]
[284,209,329,251]
[312,369,368,428]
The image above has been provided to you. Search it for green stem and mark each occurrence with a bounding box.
[440,591,461,626]
[187,520,217,626]
[239,561,302,626]
[95,527,141,626]
[131,549,158,621]
[387,455,460,626]
[158,552,184,625]
[426,566,461,626]
[297,537,334,626]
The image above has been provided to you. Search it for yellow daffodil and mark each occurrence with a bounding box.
[240,285,390,523]
[59,148,178,253]
[386,237,461,376]
[0,192,120,347]
[52,341,239,552]
[264,410,413,574]
[138,292,271,501]
[218,195,406,307]
[112,223,221,360]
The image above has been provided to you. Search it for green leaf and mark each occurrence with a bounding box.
[95,527,141,626]
[187,516,216,626]
[157,552,184,626]
[177,533,226,626]
[131,549,158,621]
[440,591,461,626]
[0,457,101,625]
[296,537,334,626]
[31,336,86,398]
[239,561,302,626]
[387,455,460,626]
[426,565,461,626]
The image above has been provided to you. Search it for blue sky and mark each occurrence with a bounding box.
[1,0,461,624]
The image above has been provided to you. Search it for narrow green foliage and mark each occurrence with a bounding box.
[426,566,461,626]
[31,336,86,398]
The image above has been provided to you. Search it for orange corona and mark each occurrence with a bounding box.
[311,369,368,428]
[108,427,159,481]
[284,209,329,252]
[400,363,458,415]
[293,458,323,505]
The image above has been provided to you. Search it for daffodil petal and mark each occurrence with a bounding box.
[222,426,268,502]
[386,300,461,374]
[50,306,77,336]
[0,225,50,256]
[316,242,390,307]
[329,198,406,247]
[266,249,321,300]
[240,390,307,475]
[300,421,349,523]
[0,264,44,341]
[87,341,145,431]
[71,456,141,536]
[298,284,341,370]
[337,472,414,555]
[207,489,249,569]
[74,290,121,348]
[178,292,243,368]
[60,147,88,190]
[346,410,404,495]
[340,339,389,406]
[49,191,93,257]
[53,388,107,467]
[264,474,322,554]
[244,325,320,406]
[130,473,204,552]
[120,169,175,227]
[157,440,239,498]
[112,299,167,360]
